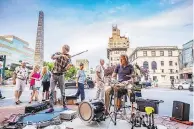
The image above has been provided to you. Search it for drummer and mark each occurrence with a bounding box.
[105,54,134,115]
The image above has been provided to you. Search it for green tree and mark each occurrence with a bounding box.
[43,62,54,71]
[64,66,77,80]
[5,70,13,79]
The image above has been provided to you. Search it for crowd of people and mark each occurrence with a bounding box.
[13,62,51,105]
[1,44,138,115]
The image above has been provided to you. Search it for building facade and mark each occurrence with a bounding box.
[0,35,34,66]
[75,59,89,72]
[129,46,180,84]
[179,40,193,80]
[107,25,129,66]
[34,11,44,67]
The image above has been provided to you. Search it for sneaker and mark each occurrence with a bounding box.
[63,105,69,110]
[0,97,5,99]
[15,101,20,105]
[105,110,109,116]
[18,100,22,103]
[45,108,54,113]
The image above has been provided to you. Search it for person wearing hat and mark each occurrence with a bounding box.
[13,61,28,105]
[75,62,86,101]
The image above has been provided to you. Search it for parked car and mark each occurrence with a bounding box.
[189,82,193,92]
[65,78,95,89]
[174,81,190,90]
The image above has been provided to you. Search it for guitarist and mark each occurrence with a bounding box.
[46,45,72,113]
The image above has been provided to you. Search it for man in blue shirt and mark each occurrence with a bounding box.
[105,54,134,115]
[75,63,86,101]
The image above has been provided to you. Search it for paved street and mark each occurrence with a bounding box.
[0,85,193,129]
[0,85,193,118]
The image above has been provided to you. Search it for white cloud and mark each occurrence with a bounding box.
[0,1,193,68]
[159,0,185,5]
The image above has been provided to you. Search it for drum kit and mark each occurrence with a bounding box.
[78,100,106,123]
[77,80,134,124]
[77,80,162,129]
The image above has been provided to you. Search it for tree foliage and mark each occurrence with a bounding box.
[64,66,77,80]
[43,62,54,71]
[5,70,13,79]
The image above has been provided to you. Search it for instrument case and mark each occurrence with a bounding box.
[25,102,48,113]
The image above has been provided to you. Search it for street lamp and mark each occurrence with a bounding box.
[0,55,6,85]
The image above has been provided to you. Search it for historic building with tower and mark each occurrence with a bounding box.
[107,25,130,66]
[34,11,44,67]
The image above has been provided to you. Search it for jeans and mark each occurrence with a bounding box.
[75,83,85,101]
[49,74,65,108]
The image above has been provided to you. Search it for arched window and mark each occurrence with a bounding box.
[151,61,157,70]
[143,61,149,69]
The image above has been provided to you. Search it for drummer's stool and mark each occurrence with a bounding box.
[109,88,129,111]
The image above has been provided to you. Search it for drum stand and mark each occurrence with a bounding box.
[108,86,131,125]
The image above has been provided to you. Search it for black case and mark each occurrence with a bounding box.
[172,101,190,121]
[66,95,77,100]
[25,103,48,113]
[136,98,161,114]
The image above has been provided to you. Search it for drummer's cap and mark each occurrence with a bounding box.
[80,63,84,66]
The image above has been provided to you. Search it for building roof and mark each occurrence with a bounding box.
[183,40,193,46]
[2,35,29,45]
[129,46,179,58]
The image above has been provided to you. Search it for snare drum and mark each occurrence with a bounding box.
[78,100,105,122]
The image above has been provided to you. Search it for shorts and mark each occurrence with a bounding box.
[15,78,26,91]
[30,85,40,90]
[42,81,50,92]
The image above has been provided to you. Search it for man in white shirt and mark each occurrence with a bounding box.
[13,62,28,105]
[95,59,105,101]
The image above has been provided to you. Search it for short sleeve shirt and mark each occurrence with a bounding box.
[95,65,104,82]
[76,70,86,84]
[114,64,134,82]
[15,66,28,80]
[42,72,51,82]
[52,52,71,73]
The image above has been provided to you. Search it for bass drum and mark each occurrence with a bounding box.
[78,100,105,122]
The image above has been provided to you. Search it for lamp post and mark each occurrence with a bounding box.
[0,55,6,85]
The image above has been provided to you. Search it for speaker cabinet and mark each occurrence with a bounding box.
[172,101,190,121]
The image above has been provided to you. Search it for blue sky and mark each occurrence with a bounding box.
[0,0,193,68]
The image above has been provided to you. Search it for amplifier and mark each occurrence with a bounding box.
[66,95,77,105]
[136,98,161,114]
[25,102,48,113]
[172,101,190,121]
[60,110,77,120]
